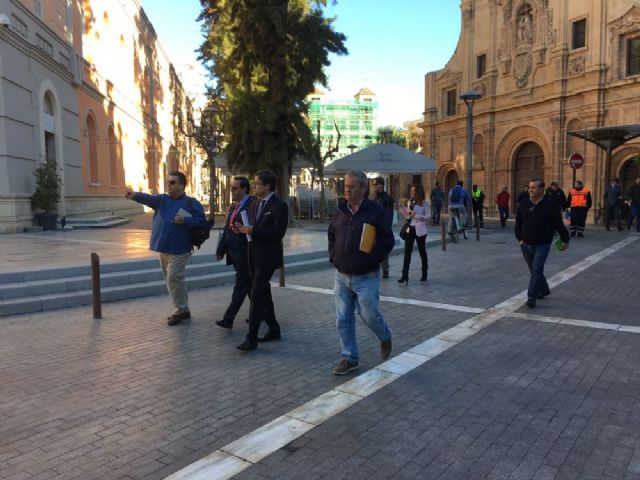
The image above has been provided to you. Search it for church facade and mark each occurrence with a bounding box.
[420,0,640,216]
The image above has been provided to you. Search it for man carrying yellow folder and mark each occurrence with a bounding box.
[328,170,395,375]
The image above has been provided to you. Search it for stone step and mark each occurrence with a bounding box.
[0,256,331,317]
[0,244,405,318]
[63,215,130,229]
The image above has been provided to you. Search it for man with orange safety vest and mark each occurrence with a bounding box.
[566,180,592,237]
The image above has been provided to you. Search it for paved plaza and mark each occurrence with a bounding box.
[1,224,640,480]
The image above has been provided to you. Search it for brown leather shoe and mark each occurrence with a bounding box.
[167,310,191,326]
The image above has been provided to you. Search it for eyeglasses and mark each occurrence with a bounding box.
[167,180,177,185]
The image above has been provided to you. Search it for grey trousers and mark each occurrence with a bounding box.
[159,251,191,312]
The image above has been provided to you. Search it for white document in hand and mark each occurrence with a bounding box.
[240,211,252,241]
[177,208,192,218]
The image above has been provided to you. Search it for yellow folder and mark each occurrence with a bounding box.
[359,223,377,253]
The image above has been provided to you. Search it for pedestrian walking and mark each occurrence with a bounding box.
[516,184,529,208]
[328,170,394,375]
[545,182,567,211]
[125,171,206,325]
[372,176,394,279]
[430,181,445,225]
[448,181,471,232]
[398,184,429,284]
[215,176,254,329]
[471,184,485,228]
[627,177,640,232]
[233,171,288,352]
[604,178,623,231]
[515,178,569,308]
[567,180,592,237]
[496,186,510,228]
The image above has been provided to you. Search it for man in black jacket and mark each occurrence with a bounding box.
[233,171,288,351]
[215,176,254,329]
[516,177,569,309]
[328,170,395,375]
[372,176,394,278]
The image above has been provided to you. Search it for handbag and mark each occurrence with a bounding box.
[399,221,411,241]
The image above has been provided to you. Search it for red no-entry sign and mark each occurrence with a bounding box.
[568,152,584,169]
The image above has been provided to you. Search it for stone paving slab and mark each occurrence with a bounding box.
[0,280,468,480]
[0,229,638,480]
[237,318,640,480]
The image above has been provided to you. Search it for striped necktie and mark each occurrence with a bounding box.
[229,202,241,226]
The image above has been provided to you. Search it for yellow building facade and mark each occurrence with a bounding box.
[0,0,199,232]
[421,0,640,216]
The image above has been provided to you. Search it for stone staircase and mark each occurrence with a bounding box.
[0,250,333,317]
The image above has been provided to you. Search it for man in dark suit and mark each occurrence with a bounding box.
[233,170,289,351]
[215,176,254,329]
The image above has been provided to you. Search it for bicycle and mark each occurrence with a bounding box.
[448,208,468,243]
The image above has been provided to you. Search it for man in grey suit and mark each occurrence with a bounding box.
[215,176,254,329]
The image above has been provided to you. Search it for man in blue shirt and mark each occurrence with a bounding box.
[447,181,471,233]
[125,171,206,325]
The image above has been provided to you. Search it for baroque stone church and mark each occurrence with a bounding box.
[420,0,640,216]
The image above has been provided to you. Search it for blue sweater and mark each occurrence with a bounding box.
[133,193,206,254]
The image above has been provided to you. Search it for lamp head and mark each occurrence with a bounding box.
[460,90,482,104]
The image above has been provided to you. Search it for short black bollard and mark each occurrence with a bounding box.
[91,252,102,319]
[441,218,446,251]
[476,222,480,241]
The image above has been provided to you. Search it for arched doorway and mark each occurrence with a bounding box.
[444,170,458,196]
[513,141,544,207]
[621,157,640,195]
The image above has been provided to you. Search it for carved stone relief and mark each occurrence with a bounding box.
[513,52,532,88]
[498,0,552,88]
[568,55,586,76]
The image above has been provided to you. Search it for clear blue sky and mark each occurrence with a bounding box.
[140,1,461,127]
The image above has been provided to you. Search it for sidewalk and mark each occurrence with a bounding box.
[1,228,639,479]
[0,213,332,274]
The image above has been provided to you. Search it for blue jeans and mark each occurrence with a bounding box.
[499,207,509,227]
[334,270,392,363]
[520,243,551,301]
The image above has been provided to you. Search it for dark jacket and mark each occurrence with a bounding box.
[132,193,206,255]
[604,184,622,206]
[628,184,640,206]
[328,198,395,275]
[516,190,529,207]
[515,196,570,245]
[248,194,288,270]
[545,187,567,210]
[216,196,254,266]
[430,187,445,205]
[373,190,395,219]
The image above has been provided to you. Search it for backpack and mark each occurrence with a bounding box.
[450,186,462,204]
[186,197,214,249]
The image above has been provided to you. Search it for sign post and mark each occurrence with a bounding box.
[568,152,584,187]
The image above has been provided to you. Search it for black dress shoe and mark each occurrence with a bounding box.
[525,299,536,308]
[215,320,233,329]
[258,331,281,343]
[236,340,257,351]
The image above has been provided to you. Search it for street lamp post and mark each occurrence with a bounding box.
[460,90,482,193]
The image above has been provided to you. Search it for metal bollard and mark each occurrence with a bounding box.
[441,217,446,251]
[476,222,480,241]
[91,252,102,319]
